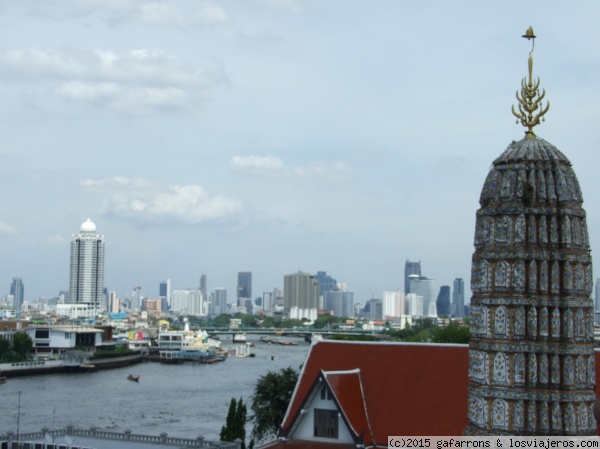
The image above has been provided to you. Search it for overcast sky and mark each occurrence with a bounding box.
[1,0,600,305]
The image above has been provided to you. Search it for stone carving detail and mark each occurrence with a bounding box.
[551,308,560,338]
[514,260,525,292]
[528,260,537,293]
[546,170,556,201]
[468,394,487,427]
[564,356,575,386]
[469,351,489,382]
[527,401,537,433]
[551,402,562,431]
[496,216,509,244]
[493,352,508,384]
[500,171,515,199]
[514,353,526,384]
[563,309,574,338]
[514,307,526,336]
[537,169,546,199]
[551,355,560,384]
[572,218,582,246]
[540,261,548,292]
[528,353,537,386]
[540,401,549,431]
[550,216,559,244]
[539,354,549,384]
[575,309,585,341]
[539,307,549,337]
[550,261,560,295]
[577,404,589,434]
[527,307,537,338]
[539,215,548,244]
[470,306,487,336]
[576,356,586,386]
[575,264,585,292]
[495,261,510,289]
[588,356,595,387]
[561,216,571,244]
[513,400,525,430]
[515,214,526,243]
[494,307,507,336]
[528,215,537,244]
[492,399,508,430]
[586,264,593,294]
[563,262,573,293]
[472,260,491,293]
[564,404,576,434]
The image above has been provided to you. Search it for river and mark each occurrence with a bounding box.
[0,335,310,443]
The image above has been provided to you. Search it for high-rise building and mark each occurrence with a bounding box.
[159,279,171,312]
[315,271,337,298]
[68,219,105,316]
[170,289,207,316]
[436,286,450,317]
[10,277,24,311]
[404,260,421,294]
[368,299,383,320]
[262,292,273,312]
[452,278,465,317]
[382,290,405,319]
[199,273,207,298]
[284,272,319,321]
[409,276,437,317]
[237,272,252,303]
[324,290,354,318]
[465,29,595,436]
[210,288,227,316]
[108,291,119,313]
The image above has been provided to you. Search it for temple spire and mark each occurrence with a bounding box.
[511,26,550,138]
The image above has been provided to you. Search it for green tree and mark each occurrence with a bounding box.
[0,338,11,361]
[432,323,471,344]
[250,367,298,442]
[220,397,247,444]
[12,332,32,360]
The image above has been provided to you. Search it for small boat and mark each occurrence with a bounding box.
[127,374,140,382]
[0,376,6,385]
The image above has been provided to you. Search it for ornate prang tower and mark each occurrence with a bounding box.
[465,28,596,436]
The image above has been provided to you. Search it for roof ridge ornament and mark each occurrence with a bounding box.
[511,26,550,138]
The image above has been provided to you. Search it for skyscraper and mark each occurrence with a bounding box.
[436,285,450,317]
[10,277,24,311]
[159,279,171,311]
[452,278,465,317]
[211,287,227,316]
[237,272,252,303]
[409,276,437,317]
[465,29,595,436]
[284,272,319,320]
[199,273,207,298]
[68,219,105,316]
[404,260,421,294]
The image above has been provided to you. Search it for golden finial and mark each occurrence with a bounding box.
[511,26,550,138]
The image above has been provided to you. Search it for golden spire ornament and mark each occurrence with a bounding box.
[511,26,550,137]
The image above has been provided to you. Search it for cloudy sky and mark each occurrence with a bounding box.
[1,0,600,305]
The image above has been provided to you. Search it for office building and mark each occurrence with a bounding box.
[68,218,105,317]
[406,293,424,317]
[170,289,207,317]
[199,273,207,298]
[452,278,465,317]
[382,290,405,319]
[10,277,24,312]
[159,279,171,311]
[324,289,354,318]
[409,276,437,317]
[436,285,450,317]
[368,299,383,320]
[284,272,319,321]
[404,260,421,294]
[237,272,252,304]
[108,291,119,313]
[262,291,274,312]
[316,271,337,298]
[211,288,227,316]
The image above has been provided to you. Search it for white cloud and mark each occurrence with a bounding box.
[230,155,351,180]
[0,220,15,235]
[1,47,225,112]
[7,1,231,27]
[256,0,303,12]
[82,177,242,225]
[230,155,287,176]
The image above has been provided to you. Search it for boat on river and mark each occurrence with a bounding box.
[127,374,140,382]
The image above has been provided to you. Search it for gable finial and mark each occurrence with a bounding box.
[511,27,550,138]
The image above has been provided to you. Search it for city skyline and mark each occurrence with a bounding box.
[0,2,599,303]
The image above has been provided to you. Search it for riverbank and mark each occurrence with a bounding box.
[0,352,143,377]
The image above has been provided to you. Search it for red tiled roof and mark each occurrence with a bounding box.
[323,369,374,445]
[269,342,600,448]
[281,340,471,443]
